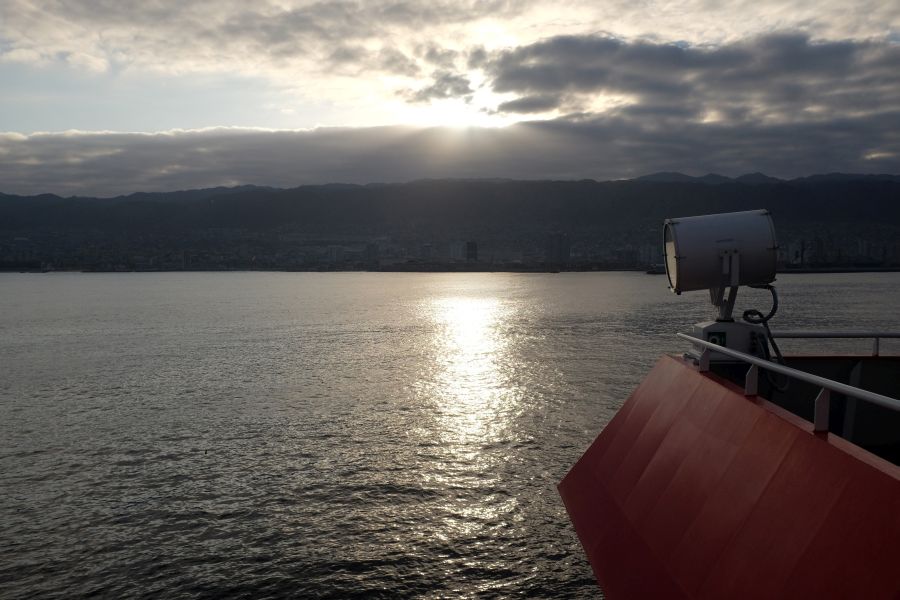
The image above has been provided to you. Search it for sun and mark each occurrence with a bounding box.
[375,69,528,129]
[401,97,517,129]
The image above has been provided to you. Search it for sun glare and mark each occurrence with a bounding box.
[398,98,517,129]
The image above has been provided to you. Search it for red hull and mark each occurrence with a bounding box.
[559,355,900,599]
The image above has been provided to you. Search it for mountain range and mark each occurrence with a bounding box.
[1,173,898,271]
[633,172,900,185]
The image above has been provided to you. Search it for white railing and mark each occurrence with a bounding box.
[772,331,900,356]
[676,333,900,433]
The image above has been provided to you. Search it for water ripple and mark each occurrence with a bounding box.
[3,271,898,598]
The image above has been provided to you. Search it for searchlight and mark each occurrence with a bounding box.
[664,209,781,363]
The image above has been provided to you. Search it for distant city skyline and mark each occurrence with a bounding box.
[3,178,899,272]
[1,1,898,195]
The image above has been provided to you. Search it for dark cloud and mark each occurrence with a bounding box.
[325,45,419,76]
[486,32,900,123]
[466,46,488,69]
[378,48,421,77]
[419,44,459,68]
[2,110,897,196]
[496,95,561,113]
[407,71,474,103]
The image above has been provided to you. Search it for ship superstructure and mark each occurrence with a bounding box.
[560,210,900,599]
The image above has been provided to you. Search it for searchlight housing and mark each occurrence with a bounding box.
[664,209,777,295]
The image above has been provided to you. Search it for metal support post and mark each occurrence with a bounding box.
[814,388,831,433]
[699,348,710,372]
[744,364,758,396]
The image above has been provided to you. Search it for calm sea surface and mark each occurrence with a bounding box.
[2,272,899,599]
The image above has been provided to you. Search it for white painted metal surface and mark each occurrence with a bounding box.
[664,209,777,293]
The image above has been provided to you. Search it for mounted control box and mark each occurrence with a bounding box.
[686,320,768,363]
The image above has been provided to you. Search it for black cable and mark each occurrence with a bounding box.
[742,284,778,326]
[742,284,789,392]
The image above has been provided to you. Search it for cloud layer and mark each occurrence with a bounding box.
[485,33,900,125]
[2,0,898,122]
[2,112,897,196]
[0,2,898,194]
[3,1,897,75]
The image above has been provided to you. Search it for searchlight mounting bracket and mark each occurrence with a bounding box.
[710,248,740,322]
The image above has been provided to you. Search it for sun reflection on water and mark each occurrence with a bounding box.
[414,294,525,541]
[427,295,517,443]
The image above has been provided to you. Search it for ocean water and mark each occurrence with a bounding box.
[1,272,899,599]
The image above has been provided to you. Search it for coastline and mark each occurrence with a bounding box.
[3,266,899,275]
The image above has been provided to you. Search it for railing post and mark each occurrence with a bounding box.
[699,348,710,372]
[814,388,831,432]
[873,337,880,356]
[744,364,758,396]
[676,331,900,417]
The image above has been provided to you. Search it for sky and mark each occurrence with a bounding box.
[1,0,899,196]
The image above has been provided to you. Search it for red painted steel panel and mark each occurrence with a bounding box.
[696,432,854,599]
[622,381,726,527]
[782,466,900,599]
[559,355,900,600]
[670,412,800,596]
[606,366,698,500]
[641,391,762,561]
[591,362,701,485]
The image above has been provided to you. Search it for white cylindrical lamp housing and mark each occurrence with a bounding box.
[664,209,778,294]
